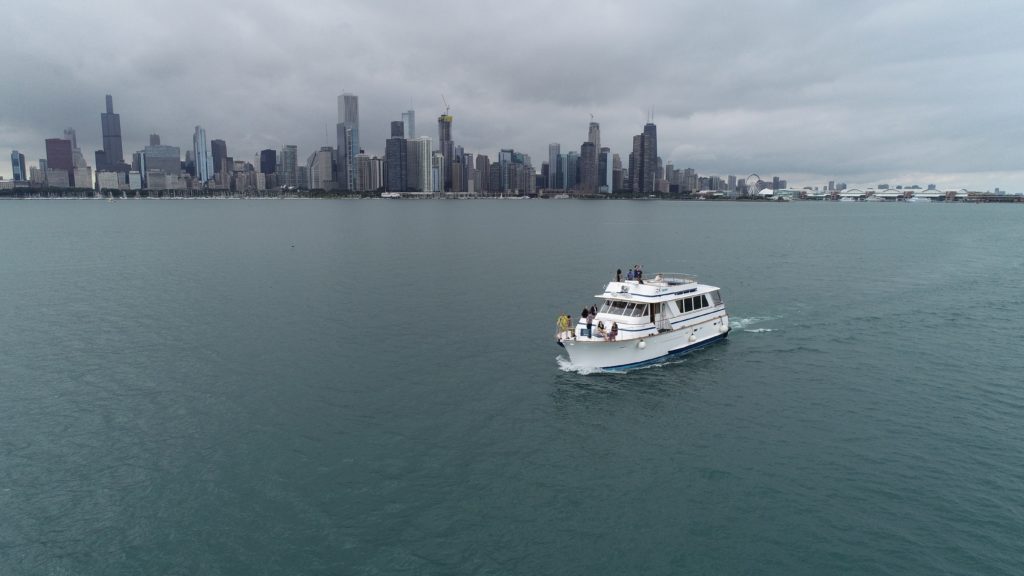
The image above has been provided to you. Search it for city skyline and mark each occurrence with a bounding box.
[3,1,1023,191]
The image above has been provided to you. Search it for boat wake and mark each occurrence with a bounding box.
[556,355,607,375]
[731,316,778,333]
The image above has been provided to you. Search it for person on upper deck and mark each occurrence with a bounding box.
[627,267,634,281]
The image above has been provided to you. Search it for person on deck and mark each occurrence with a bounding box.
[556,314,569,340]
[607,322,619,341]
[616,268,622,282]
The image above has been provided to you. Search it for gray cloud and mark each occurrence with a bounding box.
[3,0,1023,190]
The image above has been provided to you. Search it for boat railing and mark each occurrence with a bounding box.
[649,272,697,285]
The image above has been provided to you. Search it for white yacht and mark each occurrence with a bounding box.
[557,273,729,371]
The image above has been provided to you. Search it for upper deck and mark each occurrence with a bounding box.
[598,273,711,303]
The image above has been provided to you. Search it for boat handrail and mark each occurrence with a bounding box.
[649,272,697,285]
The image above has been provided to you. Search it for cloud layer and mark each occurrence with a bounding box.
[3,0,1023,190]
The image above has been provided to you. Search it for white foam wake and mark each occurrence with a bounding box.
[556,355,606,375]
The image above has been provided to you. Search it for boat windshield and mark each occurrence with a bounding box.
[600,300,648,317]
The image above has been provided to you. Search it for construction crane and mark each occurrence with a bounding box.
[439,94,453,124]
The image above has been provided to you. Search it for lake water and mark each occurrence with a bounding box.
[1,199,1021,575]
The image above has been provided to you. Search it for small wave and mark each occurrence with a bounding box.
[744,328,775,333]
[556,355,606,375]
[730,316,777,329]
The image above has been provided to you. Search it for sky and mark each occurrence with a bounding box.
[4,0,1023,191]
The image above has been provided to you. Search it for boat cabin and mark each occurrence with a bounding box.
[577,273,724,341]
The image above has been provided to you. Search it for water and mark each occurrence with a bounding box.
[0,200,1021,575]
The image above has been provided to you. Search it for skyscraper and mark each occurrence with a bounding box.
[438,113,453,191]
[11,150,26,181]
[406,137,432,192]
[210,139,227,175]
[588,121,600,151]
[580,141,598,195]
[279,145,298,188]
[547,143,561,189]
[630,122,658,195]
[192,126,213,184]
[337,93,360,190]
[259,149,277,175]
[386,119,408,191]
[475,154,490,195]
[401,109,416,139]
[99,94,125,171]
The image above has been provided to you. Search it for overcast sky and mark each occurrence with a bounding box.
[4,0,1023,190]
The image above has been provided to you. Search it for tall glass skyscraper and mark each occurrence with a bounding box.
[11,150,26,181]
[192,126,213,184]
[337,93,360,191]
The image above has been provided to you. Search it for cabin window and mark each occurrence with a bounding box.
[609,301,627,314]
[707,291,721,306]
[600,300,612,313]
[634,304,648,317]
[623,303,637,316]
[684,298,693,312]
[700,294,709,308]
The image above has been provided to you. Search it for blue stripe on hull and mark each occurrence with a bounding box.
[601,331,729,372]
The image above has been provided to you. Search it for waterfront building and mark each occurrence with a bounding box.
[431,151,445,193]
[385,134,407,192]
[279,145,298,188]
[337,93,359,191]
[143,145,181,176]
[438,113,453,191]
[598,147,611,193]
[547,143,561,189]
[580,141,598,195]
[629,122,658,195]
[307,146,336,190]
[259,149,276,175]
[498,149,513,192]
[97,171,123,190]
[565,151,579,191]
[44,168,70,188]
[407,137,432,192]
[45,138,74,186]
[475,154,490,195]
[11,150,26,181]
[193,126,213,184]
[150,134,160,146]
[73,167,92,189]
[98,95,125,172]
[297,165,309,190]
[211,139,227,175]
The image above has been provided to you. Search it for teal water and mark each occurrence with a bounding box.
[0,200,1021,575]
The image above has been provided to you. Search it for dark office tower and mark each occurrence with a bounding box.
[384,135,407,191]
[598,147,611,192]
[210,139,227,175]
[629,123,658,195]
[391,121,405,138]
[45,138,74,186]
[259,149,277,175]
[99,94,124,170]
[45,138,73,171]
[580,141,598,195]
[475,154,490,194]
[438,113,453,191]
[11,150,26,181]
[150,134,160,146]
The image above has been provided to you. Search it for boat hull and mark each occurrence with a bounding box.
[561,314,729,371]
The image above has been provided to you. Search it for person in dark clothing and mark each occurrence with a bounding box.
[616,268,622,282]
